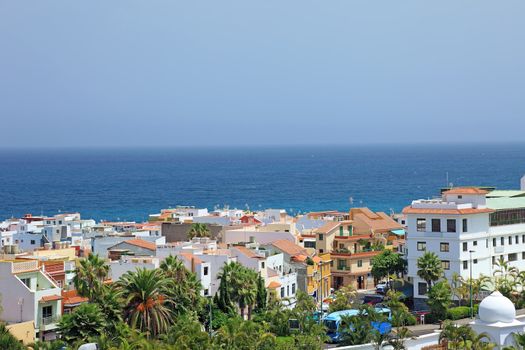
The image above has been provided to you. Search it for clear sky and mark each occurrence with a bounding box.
[1,1,524,148]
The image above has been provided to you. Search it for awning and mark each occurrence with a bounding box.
[391,229,405,236]
[40,295,62,303]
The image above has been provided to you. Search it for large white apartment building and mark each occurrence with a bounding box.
[405,186,525,309]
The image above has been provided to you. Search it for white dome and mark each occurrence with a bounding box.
[479,291,516,323]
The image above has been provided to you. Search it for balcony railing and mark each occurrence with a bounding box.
[41,315,59,326]
[337,266,351,271]
[12,260,39,274]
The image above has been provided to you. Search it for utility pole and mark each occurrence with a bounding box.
[469,250,475,318]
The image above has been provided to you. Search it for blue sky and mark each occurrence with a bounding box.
[0,1,524,147]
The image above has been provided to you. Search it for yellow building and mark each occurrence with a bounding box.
[6,321,35,345]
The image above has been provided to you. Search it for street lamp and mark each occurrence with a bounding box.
[469,250,475,318]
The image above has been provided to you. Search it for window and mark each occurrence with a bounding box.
[446,219,456,233]
[318,234,324,241]
[473,241,477,246]
[261,262,265,269]
[432,219,441,232]
[357,260,363,268]
[463,242,468,252]
[418,282,428,295]
[30,240,35,245]
[509,236,512,245]
[490,208,525,226]
[501,237,505,246]
[473,259,478,264]
[417,242,426,251]
[441,260,450,270]
[287,285,290,296]
[204,289,209,296]
[509,253,518,262]
[493,238,497,247]
[492,256,496,265]
[339,244,345,250]
[337,259,347,270]
[20,278,31,289]
[516,236,519,244]
[339,226,344,236]
[304,241,316,249]
[523,252,525,260]
[417,218,426,232]
[462,219,468,232]
[203,266,209,276]
[319,249,324,253]
[463,261,468,270]
[292,283,296,294]
[42,306,53,319]
[280,288,285,298]
[440,243,450,252]
[522,235,525,243]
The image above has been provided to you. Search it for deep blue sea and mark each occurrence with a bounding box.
[0,144,524,222]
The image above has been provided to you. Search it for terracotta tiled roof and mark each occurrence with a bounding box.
[271,240,308,256]
[314,222,341,234]
[267,281,282,289]
[443,187,489,195]
[402,206,494,215]
[179,252,203,264]
[233,246,264,259]
[349,208,403,233]
[121,239,156,251]
[40,294,62,302]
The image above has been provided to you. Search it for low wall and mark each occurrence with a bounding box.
[335,332,441,350]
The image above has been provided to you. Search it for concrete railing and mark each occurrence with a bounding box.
[12,260,39,274]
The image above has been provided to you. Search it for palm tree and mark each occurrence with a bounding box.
[469,332,496,350]
[495,257,519,298]
[117,268,174,337]
[217,262,258,319]
[73,253,109,300]
[160,255,203,316]
[387,326,414,350]
[188,223,211,239]
[417,252,443,290]
[94,285,123,332]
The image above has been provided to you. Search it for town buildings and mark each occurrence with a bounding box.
[405,186,525,309]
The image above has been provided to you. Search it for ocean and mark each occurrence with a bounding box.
[0,144,524,222]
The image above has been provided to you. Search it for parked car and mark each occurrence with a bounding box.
[375,282,389,294]
[363,294,384,305]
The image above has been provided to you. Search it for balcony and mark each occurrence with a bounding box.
[12,260,39,274]
[39,315,60,331]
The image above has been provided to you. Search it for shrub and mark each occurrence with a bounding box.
[447,306,470,320]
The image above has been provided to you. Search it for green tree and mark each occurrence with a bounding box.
[160,255,203,316]
[417,252,443,290]
[216,262,258,319]
[188,223,211,239]
[387,325,414,350]
[73,253,109,301]
[254,274,268,313]
[213,318,276,350]
[427,280,452,323]
[495,256,519,299]
[328,285,357,313]
[371,250,406,282]
[117,268,174,337]
[162,314,211,350]
[93,284,124,333]
[58,303,106,344]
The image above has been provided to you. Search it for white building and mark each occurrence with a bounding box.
[109,256,160,281]
[0,259,62,341]
[405,187,525,309]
